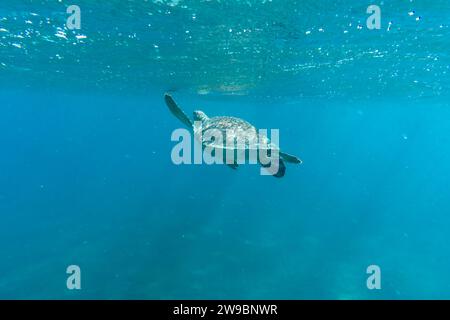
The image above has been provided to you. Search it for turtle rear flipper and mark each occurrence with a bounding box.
[280,152,302,164]
[227,163,238,170]
[261,159,286,178]
[164,93,193,129]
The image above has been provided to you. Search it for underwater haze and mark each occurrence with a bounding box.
[1,0,450,299]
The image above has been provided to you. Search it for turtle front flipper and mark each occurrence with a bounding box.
[164,93,193,129]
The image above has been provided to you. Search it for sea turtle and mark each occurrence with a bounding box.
[165,93,302,177]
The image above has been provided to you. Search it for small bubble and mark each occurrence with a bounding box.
[387,21,393,31]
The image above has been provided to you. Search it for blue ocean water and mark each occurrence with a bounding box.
[1,0,450,299]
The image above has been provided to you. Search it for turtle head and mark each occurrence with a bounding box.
[193,110,208,122]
